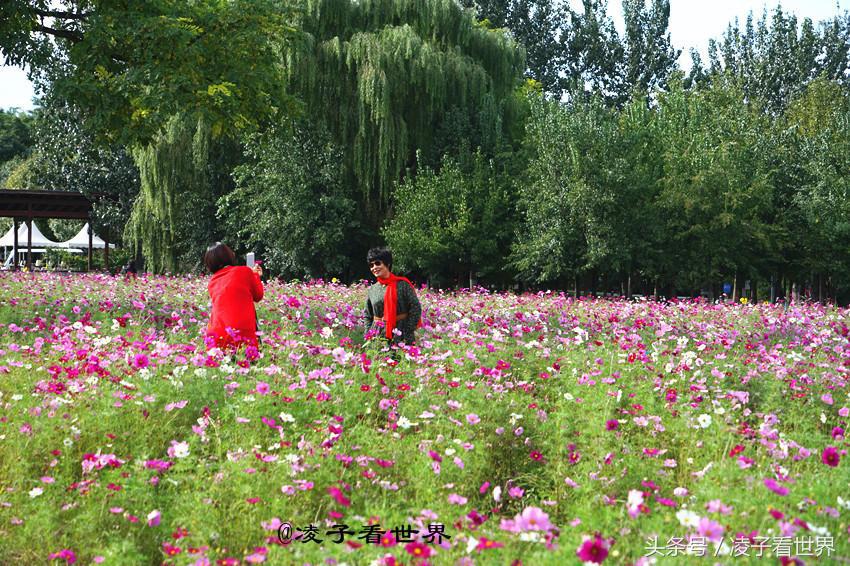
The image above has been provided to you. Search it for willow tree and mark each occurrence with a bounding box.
[126,116,210,274]
[287,0,525,220]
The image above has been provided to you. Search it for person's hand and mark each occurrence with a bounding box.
[252,264,263,277]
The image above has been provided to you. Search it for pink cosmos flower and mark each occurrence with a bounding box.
[476,537,504,550]
[48,549,76,564]
[822,446,841,467]
[466,413,480,425]
[255,381,270,395]
[576,534,611,564]
[764,477,789,496]
[132,353,149,369]
[605,419,619,431]
[167,441,190,459]
[147,510,161,527]
[706,500,733,515]
[448,493,468,505]
[515,506,552,531]
[244,547,268,563]
[144,459,173,471]
[328,486,351,507]
[697,517,724,542]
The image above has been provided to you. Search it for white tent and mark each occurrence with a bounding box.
[60,223,115,249]
[0,222,63,248]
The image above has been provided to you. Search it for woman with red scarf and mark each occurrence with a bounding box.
[204,243,264,349]
[363,247,422,345]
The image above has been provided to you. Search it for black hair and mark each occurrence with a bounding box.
[366,247,392,269]
[203,242,237,273]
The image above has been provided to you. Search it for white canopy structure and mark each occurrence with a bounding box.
[0,222,63,248]
[60,223,115,249]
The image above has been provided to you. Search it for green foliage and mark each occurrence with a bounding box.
[126,115,211,274]
[513,94,658,285]
[561,0,679,105]
[287,0,525,217]
[785,78,850,281]
[1,0,300,145]
[704,6,850,112]
[1,155,40,189]
[655,78,781,289]
[0,108,33,162]
[220,121,359,279]
[513,71,850,299]
[460,0,564,94]
[384,150,515,285]
[23,93,140,241]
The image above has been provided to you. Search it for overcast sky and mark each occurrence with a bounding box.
[1,0,848,111]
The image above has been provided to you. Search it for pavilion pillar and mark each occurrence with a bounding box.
[87,222,93,272]
[26,210,32,272]
[12,217,18,272]
[104,229,109,272]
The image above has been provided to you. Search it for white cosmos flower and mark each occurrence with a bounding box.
[697,414,712,428]
[676,509,700,528]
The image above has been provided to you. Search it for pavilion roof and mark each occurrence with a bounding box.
[0,190,92,220]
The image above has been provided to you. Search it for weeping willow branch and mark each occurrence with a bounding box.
[126,115,210,274]
[286,0,524,212]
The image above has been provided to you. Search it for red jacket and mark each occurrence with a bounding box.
[206,266,264,348]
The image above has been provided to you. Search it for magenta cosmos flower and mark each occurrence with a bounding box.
[764,477,789,496]
[576,534,611,563]
[822,446,841,467]
[404,541,432,559]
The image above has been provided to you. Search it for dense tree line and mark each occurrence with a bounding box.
[1,1,849,302]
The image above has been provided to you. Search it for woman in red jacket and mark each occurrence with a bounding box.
[203,243,264,349]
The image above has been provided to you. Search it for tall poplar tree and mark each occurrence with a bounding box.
[705,6,850,112]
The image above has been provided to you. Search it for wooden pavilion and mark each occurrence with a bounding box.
[0,190,109,272]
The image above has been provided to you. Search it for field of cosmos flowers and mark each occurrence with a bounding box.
[0,272,848,565]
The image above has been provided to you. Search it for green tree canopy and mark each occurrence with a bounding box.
[703,6,850,112]
[219,120,360,279]
[286,0,525,220]
[1,0,299,144]
[384,150,515,286]
[0,109,33,162]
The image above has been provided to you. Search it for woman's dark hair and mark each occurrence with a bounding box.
[367,247,392,269]
[204,242,237,273]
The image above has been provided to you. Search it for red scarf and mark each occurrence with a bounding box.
[377,273,420,339]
